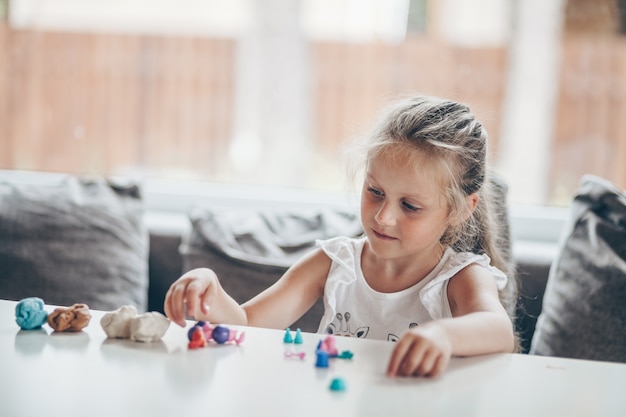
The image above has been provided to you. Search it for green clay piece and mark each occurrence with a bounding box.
[283,328,293,343]
[329,377,347,392]
[294,328,303,344]
[337,350,354,359]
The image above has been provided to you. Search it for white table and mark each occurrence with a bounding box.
[1,299,624,417]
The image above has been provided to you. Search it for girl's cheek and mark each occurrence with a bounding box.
[360,200,375,217]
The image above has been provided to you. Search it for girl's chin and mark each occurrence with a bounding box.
[365,235,397,255]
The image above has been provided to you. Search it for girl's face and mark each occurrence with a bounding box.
[360,149,452,262]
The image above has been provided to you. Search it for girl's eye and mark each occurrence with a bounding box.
[402,201,420,212]
[368,187,383,197]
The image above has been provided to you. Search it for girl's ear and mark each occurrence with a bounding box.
[449,193,479,226]
[466,192,479,215]
[454,193,479,225]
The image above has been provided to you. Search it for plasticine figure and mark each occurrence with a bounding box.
[187,321,245,348]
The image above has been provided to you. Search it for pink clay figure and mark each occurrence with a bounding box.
[319,335,338,356]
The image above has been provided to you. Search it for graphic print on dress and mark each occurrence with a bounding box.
[387,322,419,342]
[325,312,369,338]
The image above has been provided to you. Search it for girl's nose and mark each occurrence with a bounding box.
[374,202,396,226]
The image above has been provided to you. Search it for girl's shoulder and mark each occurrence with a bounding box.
[434,248,507,290]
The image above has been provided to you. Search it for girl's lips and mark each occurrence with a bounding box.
[372,229,396,240]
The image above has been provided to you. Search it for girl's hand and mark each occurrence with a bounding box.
[386,323,452,378]
[164,268,219,327]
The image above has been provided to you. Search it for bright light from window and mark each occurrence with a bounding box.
[301,0,409,42]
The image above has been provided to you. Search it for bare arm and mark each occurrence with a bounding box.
[386,264,515,378]
[164,248,331,329]
[241,249,331,329]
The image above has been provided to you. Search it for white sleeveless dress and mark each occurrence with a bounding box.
[315,236,507,342]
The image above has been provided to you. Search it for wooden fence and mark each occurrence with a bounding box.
[1,25,624,202]
[0,28,235,178]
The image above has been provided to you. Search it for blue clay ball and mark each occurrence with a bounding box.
[212,325,230,344]
[15,297,48,330]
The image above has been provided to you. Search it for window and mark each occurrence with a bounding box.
[1,0,624,212]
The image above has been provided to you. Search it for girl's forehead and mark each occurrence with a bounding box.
[368,147,450,187]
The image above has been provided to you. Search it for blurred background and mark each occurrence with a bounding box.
[1,0,625,207]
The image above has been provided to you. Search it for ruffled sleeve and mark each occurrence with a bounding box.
[315,236,364,328]
[315,236,362,279]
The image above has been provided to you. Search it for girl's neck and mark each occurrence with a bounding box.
[360,242,446,293]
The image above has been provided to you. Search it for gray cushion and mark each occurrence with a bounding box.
[0,174,149,312]
[530,175,626,362]
[180,206,363,332]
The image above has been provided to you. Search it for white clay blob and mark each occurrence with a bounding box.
[100,305,138,338]
[129,312,170,343]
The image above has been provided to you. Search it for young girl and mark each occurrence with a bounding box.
[164,94,517,378]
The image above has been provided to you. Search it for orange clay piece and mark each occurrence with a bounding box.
[47,303,92,332]
[188,327,207,349]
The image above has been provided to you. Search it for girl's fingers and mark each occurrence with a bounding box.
[400,343,427,376]
[163,269,217,327]
[387,338,412,376]
[183,280,207,321]
[199,287,214,315]
[414,349,439,377]
[165,283,187,327]
[428,354,449,378]
[387,337,427,377]
[387,332,450,378]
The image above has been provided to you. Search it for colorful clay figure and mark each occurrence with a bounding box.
[187,321,245,349]
[315,335,354,363]
[188,327,207,349]
[318,336,339,356]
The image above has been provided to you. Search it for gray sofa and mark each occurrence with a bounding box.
[0,171,555,354]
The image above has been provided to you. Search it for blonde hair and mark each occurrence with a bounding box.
[350,95,518,323]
